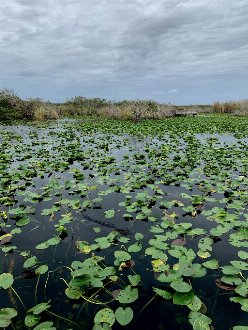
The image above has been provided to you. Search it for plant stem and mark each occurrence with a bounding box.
[46,310,80,328]
[11,287,26,311]
[135,294,157,322]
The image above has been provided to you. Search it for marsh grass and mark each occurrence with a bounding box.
[1,88,247,121]
[34,106,59,120]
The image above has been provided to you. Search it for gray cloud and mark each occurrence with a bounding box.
[0,0,248,103]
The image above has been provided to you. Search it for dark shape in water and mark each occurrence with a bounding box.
[215,279,236,291]
[82,211,133,236]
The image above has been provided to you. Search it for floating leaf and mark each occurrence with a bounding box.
[104,210,115,218]
[118,286,138,304]
[94,308,115,326]
[128,242,142,253]
[170,280,192,293]
[115,307,133,326]
[76,241,92,254]
[0,273,14,289]
[230,260,248,271]
[16,217,31,227]
[235,281,248,297]
[0,308,17,328]
[28,302,51,315]
[33,321,56,330]
[153,287,173,300]
[23,256,38,269]
[230,297,248,312]
[93,227,101,233]
[221,265,240,275]
[188,296,202,311]
[128,275,140,286]
[114,251,131,261]
[35,265,48,275]
[135,233,144,240]
[65,287,83,299]
[25,314,41,327]
[238,251,248,260]
[202,259,219,270]
[189,311,212,330]
[221,275,242,286]
[173,290,194,305]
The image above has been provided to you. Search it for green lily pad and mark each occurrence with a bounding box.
[65,286,83,299]
[115,307,133,326]
[94,308,115,326]
[230,260,248,271]
[128,275,141,286]
[235,281,248,297]
[114,251,131,261]
[189,311,212,330]
[33,321,56,330]
[104,210,115,218]
[170,280,192,293]
[128,242,142,253]
[0,308,17,328]
[118,286,138,304]
[188,296,202,311]
[28,302,51,315]
[153,287,173,300]
[202,259,219,270]
[35,265,49,275]
[25,314,41,327]
[173,290,194,305]
[23,256,38,268]
[230,297,248,312]
[238,251,248,260]
[0,273,14,289]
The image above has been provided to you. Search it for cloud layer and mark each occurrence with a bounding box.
[0,0,247,103]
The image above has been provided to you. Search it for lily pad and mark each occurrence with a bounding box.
[118,286,138,304]
[115,307,133,326]
[94,308,115,326]
[170,280,192,293]
[0,273,14,289]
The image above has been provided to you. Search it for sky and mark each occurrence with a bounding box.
[0,0,248,105]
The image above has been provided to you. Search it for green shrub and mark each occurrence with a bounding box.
[0,89,24,120]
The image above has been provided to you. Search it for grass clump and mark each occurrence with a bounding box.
[34,107,59,120]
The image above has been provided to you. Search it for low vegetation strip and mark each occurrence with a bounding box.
[0,88,247,121]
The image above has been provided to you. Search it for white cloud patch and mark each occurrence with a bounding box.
[0,0,247,103]
[168,89,179,94]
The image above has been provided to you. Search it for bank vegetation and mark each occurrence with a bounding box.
[0,88,247,121]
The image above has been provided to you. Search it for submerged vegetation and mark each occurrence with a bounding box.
[2,88,248,121]
[0,115,248,329]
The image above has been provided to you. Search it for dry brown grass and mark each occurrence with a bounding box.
[212,100,248,115]
[34,106,59,120]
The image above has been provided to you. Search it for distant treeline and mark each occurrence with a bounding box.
[0,88,247,121]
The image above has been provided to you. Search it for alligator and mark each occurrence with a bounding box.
[82,210,133,236]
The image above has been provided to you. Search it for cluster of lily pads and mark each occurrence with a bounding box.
[0,115,247,329]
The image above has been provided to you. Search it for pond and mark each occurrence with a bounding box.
[0,116,247,330]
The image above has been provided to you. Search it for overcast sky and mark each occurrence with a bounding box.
[0,0,247,104]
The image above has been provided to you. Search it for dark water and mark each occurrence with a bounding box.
[0,119,247,330]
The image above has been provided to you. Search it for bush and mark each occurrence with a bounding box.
[65,96,109,115]
[212,101,240,114]
[0,89,24,120]
[212,102,223,113]
[34,106,59,120]
[146,100,158,119]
